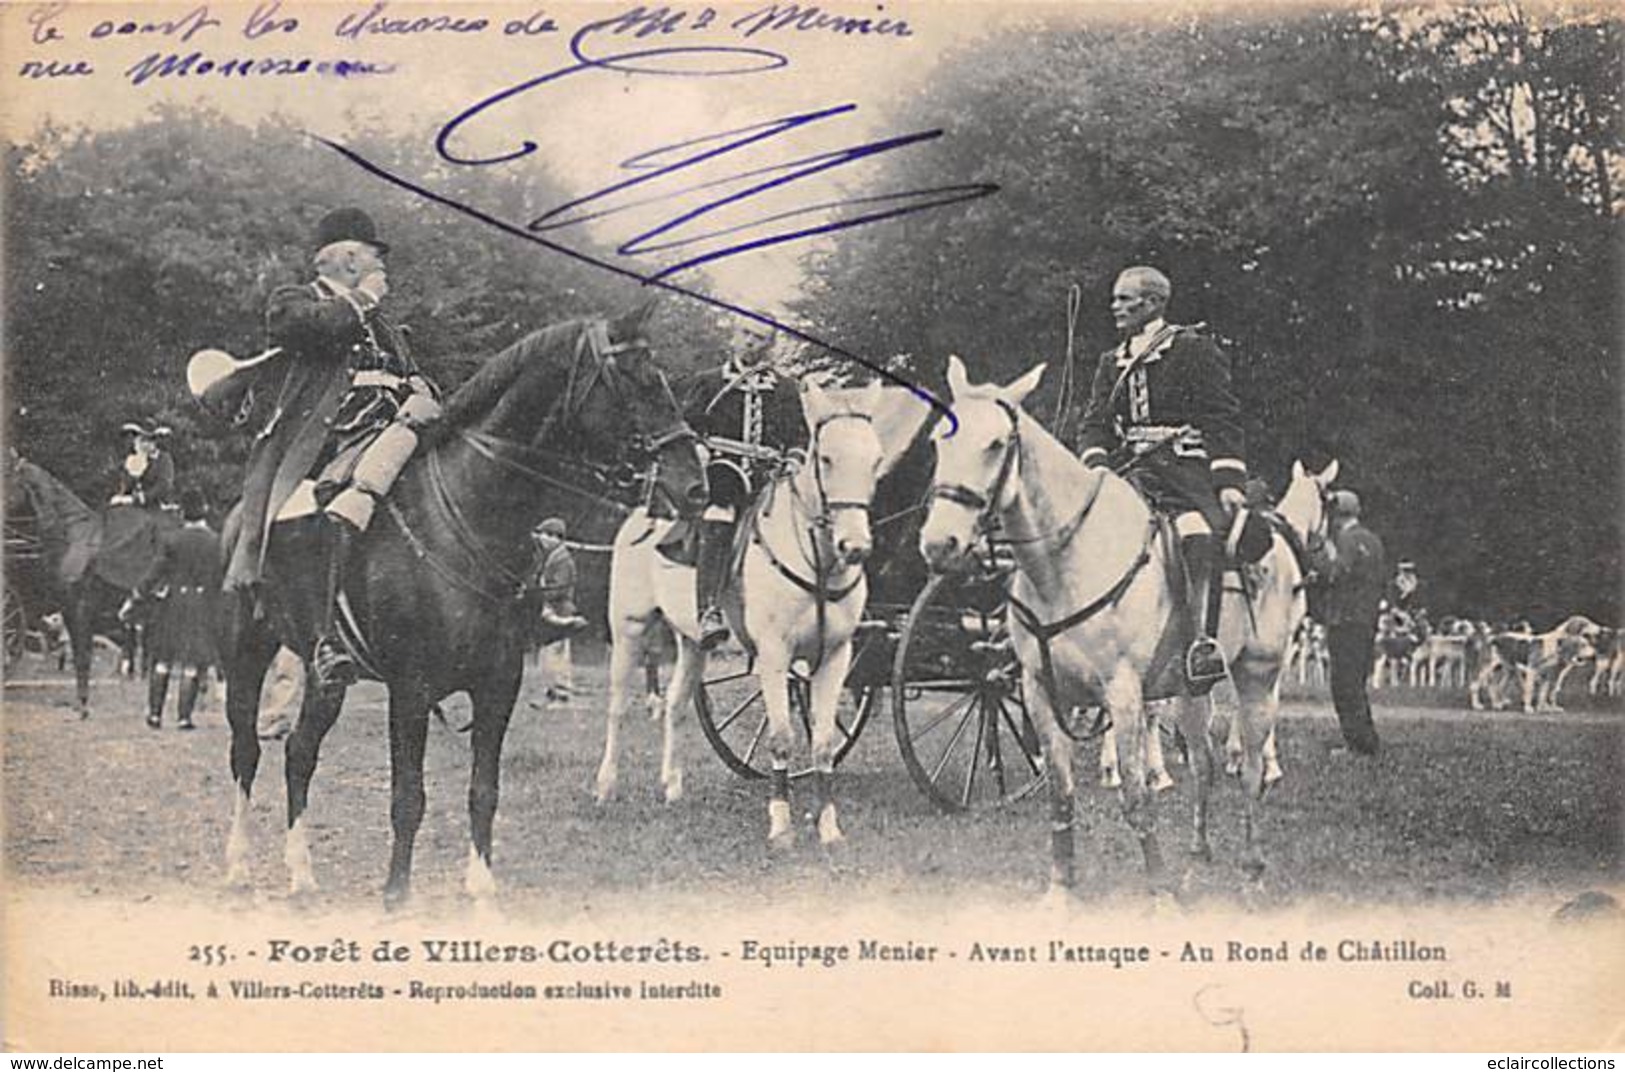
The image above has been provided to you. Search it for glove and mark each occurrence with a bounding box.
[1219,486,1246,512]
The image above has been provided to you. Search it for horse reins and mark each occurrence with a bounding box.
[751,410,874,673]
[928,397,1157,731]
[386,320,695,607]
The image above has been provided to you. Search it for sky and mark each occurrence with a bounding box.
[3,0,1026,313]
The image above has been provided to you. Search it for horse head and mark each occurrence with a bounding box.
[918,354,1045,574]
[798,379,887,566]
[1276,458,1339,554]
[448,299,708,516]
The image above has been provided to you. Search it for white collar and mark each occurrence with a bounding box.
[1116,317,1170,365]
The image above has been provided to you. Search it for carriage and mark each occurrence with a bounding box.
[677,372,1051,813]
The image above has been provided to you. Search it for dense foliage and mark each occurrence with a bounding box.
[4,108,731,513]
[794,3,1621,621]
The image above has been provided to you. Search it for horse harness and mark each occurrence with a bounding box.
[928,398,1159,730]
[746,410,873,673]
[382,320,696,609]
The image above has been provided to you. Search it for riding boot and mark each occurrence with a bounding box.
[146,666,169,729]
[313,516,360,690]
[1181,532,1228,691]
[695,517,733,651]
[176,670,200,730]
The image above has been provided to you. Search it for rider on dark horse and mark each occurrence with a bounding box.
[685,324,804,650]
[221,208,441,690]
[1073,265,1262,691]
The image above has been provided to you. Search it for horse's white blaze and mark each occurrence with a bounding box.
[225,788,252,887]
[284,815,316,894]
[465,847,497,900]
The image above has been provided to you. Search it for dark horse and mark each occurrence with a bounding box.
[4,452,161,711]
[222,304,707,906]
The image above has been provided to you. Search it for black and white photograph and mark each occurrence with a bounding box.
[2,0,1621,1053]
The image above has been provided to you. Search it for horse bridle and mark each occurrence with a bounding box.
[802,411,876,534]
[928,398,1023,538]
[412,318,698,605]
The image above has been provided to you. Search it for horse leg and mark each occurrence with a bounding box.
[807,643,854,846]
[758,652,796,849]
[1230,654,1281,880]
[67,587,93,717]
[1025,669,1077,904]
[283,678,345,896]
[658,637,701,804]
[350,683,428,907]
[1175,694,1216,862]
[1098,724,1122,789]
[596,621,643,803]
[224,624,277,889]
[1105,663,1168,896]
[465,668,521,904]
[1145,704,1174,792]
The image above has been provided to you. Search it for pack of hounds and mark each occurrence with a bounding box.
[1287,610,1623,714]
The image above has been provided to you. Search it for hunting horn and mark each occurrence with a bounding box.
[186,346,283,412]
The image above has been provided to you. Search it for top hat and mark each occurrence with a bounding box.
[314,207,389,254]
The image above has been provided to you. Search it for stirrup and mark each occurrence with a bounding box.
[698,607,729,652]
[313,635,358,690]
[1185,635,1227,690]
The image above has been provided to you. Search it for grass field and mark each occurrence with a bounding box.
[4,647,1621,915]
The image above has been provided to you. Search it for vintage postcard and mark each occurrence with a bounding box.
[3,0,1621,1053]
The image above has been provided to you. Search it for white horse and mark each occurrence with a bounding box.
[599,380,928,846]
[919,356,1333,896]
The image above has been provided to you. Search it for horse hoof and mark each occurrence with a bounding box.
[1242,858,1266,881]
[1099,769,1122,790]
[382,886,411,913]
[1263,761,1284,787]
[1187,842,1213,863]
[661,772,685,804]
[1148,769,1175,793]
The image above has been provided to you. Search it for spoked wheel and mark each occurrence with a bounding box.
[892,573,1047,813]
[693,647,879,780]
[1,584,25,671]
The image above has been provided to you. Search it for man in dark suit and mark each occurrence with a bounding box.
[146,487,223,730]
[222,207,439,688]
[1074,266,1249,690]
[1313,489,1387,756]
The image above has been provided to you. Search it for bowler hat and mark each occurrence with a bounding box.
[533,517,567,538]
[314,207,389,254]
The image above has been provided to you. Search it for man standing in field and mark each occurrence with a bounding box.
[1313,489,1387,756]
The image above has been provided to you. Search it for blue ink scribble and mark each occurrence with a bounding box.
[327,22,993,427]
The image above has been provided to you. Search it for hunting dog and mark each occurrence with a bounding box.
[1469,616,1602,713]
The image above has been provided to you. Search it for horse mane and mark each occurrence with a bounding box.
[438,319,584,433]
[14,457,96,530]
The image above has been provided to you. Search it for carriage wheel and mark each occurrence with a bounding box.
[892,573,1047,813]
[1,585,24,670]
[693,649,878,780]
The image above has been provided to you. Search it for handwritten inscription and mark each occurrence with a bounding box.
[19,58,92,78]
[14,2,909,50]
[126,53,394,86]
